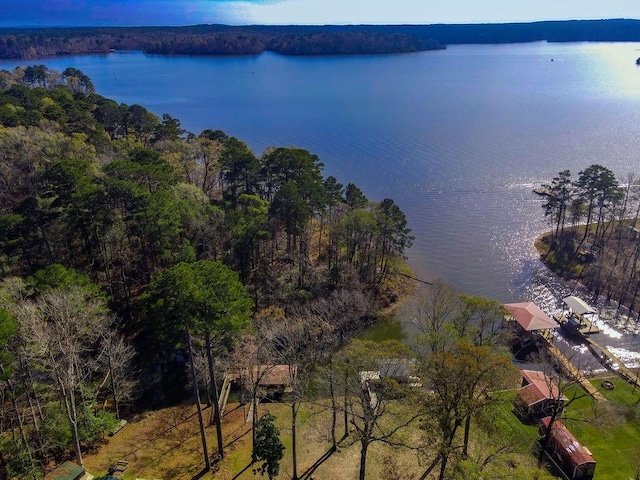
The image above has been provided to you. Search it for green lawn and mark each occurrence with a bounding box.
[563,377,640,480]
[492,379,640,480]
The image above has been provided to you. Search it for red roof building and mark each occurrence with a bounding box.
[538,416,596,479]
[515,370,568,419]
[504,302,559,331]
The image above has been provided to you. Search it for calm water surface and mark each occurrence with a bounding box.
[4,42,640,365]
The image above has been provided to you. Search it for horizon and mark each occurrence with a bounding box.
[3,1,640,28]
[2,17,640,31]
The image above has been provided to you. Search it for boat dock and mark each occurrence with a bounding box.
[541,335,607,402]
[554,313,600,336]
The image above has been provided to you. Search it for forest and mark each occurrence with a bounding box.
[0,64,421,477]
[2,19,640,60]
[539,165,640,314]
[0,25,442,59]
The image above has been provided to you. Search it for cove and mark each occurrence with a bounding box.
[3,41,640,363]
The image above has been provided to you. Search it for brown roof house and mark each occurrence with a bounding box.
[44,461,92,480]
[538,416,596,479]
[514,370,568,420]
[248,364,297,401]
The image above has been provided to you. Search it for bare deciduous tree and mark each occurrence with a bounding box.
[24,286,111,466]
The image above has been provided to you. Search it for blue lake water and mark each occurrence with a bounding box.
[4,42,640,365]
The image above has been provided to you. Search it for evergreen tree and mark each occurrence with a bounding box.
[252,413,285,480]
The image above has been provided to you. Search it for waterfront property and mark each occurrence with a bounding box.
[503,301,559,355]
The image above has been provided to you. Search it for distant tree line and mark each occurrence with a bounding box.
[540,165,640,313]
[0,25,442,59]
[2,19,640,60]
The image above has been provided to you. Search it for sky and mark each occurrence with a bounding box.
[1,0,640,28]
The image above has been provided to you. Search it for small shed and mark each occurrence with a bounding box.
[538,417,596,479]
[44,461,88,480]
[515,370,568,420]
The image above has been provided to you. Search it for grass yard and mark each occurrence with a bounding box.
[563,376,640,480]
[82,401,422,480]
[81,376,640,479]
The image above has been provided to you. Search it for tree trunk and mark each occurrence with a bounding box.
[358,440,369,480]
[107,351,120,420]
[438,454,449,480]
[205,332,224,460]
[69,388,83,466]
[343,371,349,440]
[419,455,442,480]
[186,325,211,472]
[463,414,471,457]
[292,402,298,480]
[4,376,31,460]
[537,415,557,468]
[51,362,83,466]
[329,363,337,449]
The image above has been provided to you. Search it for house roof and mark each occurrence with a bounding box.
[518,370,568,406]
[44,461,86,480]
[539,417,595,467]
[503,302,559,331]
[251,364,297,387]
[562,295,597,315]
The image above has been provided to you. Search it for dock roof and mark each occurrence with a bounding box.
[251,364,297,387]
[503,302,559,331]
[562,295,597,315]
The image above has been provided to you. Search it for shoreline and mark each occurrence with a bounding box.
[534,231,640,338]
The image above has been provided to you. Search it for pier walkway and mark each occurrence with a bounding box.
[583,337,640,389]
[541,336,607,402]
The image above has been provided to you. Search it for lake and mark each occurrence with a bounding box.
[3,41,640,365]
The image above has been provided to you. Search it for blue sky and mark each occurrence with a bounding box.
[2,0,640,27]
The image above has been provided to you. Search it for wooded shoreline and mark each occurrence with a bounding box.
[3,19,640,59]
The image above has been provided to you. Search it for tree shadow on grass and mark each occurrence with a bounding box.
[224,425,251,450]
[299,446,336,480]
[231,461,253,480]
[190,465,211,480]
